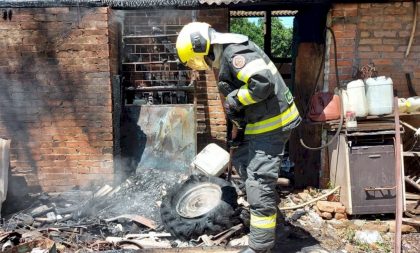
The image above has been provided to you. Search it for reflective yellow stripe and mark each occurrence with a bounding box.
[250,213,277,229]
[267,61,278,75]
[237,59,269,83]
[245,103,299,135]
[237,84,257,105]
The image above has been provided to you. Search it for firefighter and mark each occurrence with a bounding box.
[176,22,301,253]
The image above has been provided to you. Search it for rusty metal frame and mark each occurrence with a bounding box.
[393,97,403,253]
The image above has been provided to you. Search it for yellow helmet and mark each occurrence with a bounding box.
[176,22,211,70]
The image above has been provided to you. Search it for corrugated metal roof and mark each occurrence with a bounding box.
[0,0,257,8]
[102,0,200,8]
[230,10,298,17]
[199,0,258,5]
[0,0,102,7]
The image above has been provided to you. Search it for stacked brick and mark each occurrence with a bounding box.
[0,7,114,192]
[197,9,229,149]
[329,2,420,97]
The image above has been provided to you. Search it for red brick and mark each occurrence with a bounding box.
[373,31,397,38]
[359,38,382,45]
[344,9,358,17]
[398,31,410,37]
[372,45,395,52]
[360,31,370,37]
[372,59,393,65]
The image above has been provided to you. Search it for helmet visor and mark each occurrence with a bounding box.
[185,55,210,71]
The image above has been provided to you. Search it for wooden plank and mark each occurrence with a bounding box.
[104,214,157,230]
[289,43,324,188]
[402,218,420,227]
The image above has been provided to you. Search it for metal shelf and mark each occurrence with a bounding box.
[123,70,189,73]
[122,61,178,65]
[127,86,194,92]
[123,34,178,39]
[125,43,175,46]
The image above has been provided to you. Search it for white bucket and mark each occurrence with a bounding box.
[366,76,394,115]
[190,143,230,177]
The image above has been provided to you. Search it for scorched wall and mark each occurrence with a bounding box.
[0,7,114,192]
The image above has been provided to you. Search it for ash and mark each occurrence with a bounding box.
[97,168,188,223]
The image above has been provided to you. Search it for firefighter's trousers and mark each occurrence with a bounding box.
[232,130,291,251]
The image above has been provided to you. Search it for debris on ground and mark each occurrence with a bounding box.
[278,187,420,253]
[1,168,189,252]
[1,175,419,252]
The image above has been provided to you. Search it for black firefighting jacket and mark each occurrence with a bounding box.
[218,41,301,135]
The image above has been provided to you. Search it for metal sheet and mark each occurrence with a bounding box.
[124,105,196,173]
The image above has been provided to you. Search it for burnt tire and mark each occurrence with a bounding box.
[160,174,239,240]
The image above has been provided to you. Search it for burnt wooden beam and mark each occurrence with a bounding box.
[264,11,272,58]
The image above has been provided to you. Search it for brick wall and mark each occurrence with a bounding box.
[197,9,229,150]
[0,7,114,192]
[121,9,228,152]
[329,2,420,96]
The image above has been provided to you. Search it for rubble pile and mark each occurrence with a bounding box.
[0,169,188,252]
[1,179,419,252]
[279,187,420,253]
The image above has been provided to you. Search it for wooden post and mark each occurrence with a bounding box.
[264,11,272,58]
[289,43,324,188]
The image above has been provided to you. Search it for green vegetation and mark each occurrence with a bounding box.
[229,17,293,58]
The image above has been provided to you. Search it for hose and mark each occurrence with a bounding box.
[299,27,344,150]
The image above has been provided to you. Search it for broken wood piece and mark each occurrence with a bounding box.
[104,214,157,230]
[124,232,172,240]
[402,217,420,227]
[30,205,54,217]
[406,192,420,200]
[2,237,58,253]
[93,185,114,198]
[279,186,341,211]
[116,240,144,249]
[107,237,171,249]
[195,224,244,247]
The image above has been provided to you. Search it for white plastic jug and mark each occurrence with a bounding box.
[366,76,394,115]
[190,143,230,177]
[406,96,420,113]
[345,79,368,117]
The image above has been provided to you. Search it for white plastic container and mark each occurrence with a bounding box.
[366,76,394,115]
[345,79,368,117]
[406,96,420,113]
[190,143,230,177]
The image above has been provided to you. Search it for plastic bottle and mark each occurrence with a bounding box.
[398,98,407,113]
[406,96,420,113]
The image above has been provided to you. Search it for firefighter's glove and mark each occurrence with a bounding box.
[229,128,245,148]
[217,81,234,97]
[224,107,245,128]
[225,90,243,112]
